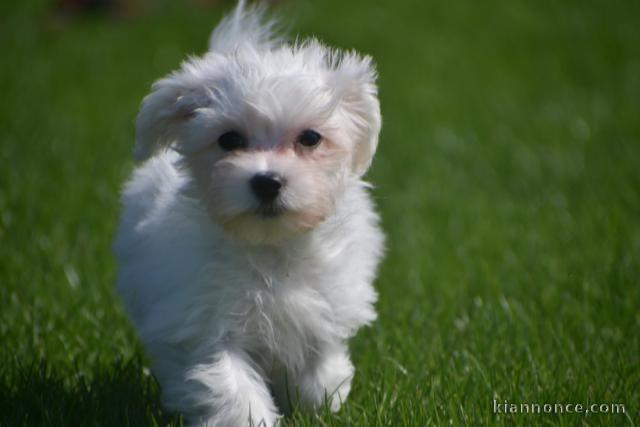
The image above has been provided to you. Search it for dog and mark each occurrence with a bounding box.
[114,2,384,425]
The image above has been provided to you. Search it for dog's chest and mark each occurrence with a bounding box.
[230,258,337,363]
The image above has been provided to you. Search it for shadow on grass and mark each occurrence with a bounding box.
[0,357,183,426]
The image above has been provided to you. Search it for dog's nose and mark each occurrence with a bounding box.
[250,172,283,202]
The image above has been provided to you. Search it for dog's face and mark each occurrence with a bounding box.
[134,39,380,244]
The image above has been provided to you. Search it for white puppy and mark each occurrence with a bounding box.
[114,2,384,425]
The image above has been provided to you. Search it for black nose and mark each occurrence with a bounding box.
[250,172,283,202]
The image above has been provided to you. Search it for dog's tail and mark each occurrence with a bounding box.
[208,0,280,53]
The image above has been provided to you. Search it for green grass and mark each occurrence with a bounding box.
[1,0,639,425]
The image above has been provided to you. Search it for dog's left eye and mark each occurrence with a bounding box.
[217,131,247,151]
[296,129,322,147]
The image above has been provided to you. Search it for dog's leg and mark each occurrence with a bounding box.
[184,346,280,427]
[289,343,354,413]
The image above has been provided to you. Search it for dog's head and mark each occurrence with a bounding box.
[134,5,381,244]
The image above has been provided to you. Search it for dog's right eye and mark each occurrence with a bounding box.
[217,131,247,151]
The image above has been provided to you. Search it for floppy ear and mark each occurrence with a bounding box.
[333,54,382,177]
[134,78,207,162]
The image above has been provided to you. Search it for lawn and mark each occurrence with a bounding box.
[1,0,639,425]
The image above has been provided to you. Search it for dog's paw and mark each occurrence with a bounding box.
[295,349,354,413]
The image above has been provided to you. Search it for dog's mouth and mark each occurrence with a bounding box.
[255,202,285,218]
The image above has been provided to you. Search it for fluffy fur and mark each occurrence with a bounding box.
[114,2,384,425]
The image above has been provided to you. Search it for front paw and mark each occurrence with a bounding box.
[295,350,354,413]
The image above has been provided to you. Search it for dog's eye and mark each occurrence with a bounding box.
[217,131,247,151]
[296,129,322,147]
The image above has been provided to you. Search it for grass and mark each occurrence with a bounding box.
[1,0,639,425]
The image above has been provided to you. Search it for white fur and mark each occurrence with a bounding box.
[114,3,383,426]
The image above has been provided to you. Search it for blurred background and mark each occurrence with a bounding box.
[1,0,639,425]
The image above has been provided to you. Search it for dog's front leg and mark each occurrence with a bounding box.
[290,343,355,413]
[185,346,280,427]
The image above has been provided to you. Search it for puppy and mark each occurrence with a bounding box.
[114,2,384,425]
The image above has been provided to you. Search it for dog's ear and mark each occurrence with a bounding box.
[134,79,207,162]
[333,54,381,177]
